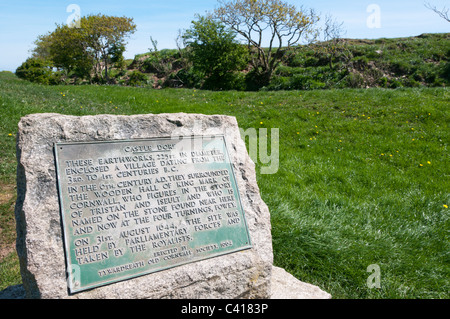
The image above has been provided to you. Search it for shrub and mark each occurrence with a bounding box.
[290,75,327,90]
[285,51,305,67]
[265,76,292,90]
[379,77,388,88]
[390,60,412,76]
[142,49,179,76]
[245,69,269,91]
[441,62,450,82]
[303,56,319,67]
[401,76,421,88]
[166,68,203,88]
[203,72,246,91]
[274,65,303,77]
[345,72,365,88]
[15,58,55,84]
[307,80,326,90]
[182,15,248,90]
[389,79,403,89]
[352,56,369,70]
[127,70,149,86]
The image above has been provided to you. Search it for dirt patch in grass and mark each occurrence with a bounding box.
[0,183,15,203]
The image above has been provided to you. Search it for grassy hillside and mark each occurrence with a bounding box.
[18,33,448,91]
[270,33,450,89]
[0,71,449,298]
[125,33,450,90]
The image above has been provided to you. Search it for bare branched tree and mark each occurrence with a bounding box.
[323,15,346,69]
[312,15,352,70]
[214,0,319,83]
[425,2,450,22]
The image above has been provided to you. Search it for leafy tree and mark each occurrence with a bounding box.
[214,0,319,84]
[182,15,248,89]
[81,14,136,82]
[109,43,127,70]
[31,14,136,83]
[33,25,93,79]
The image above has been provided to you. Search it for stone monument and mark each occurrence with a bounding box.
[8,112,331,299]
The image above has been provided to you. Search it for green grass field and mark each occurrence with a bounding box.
[0,71,448,298]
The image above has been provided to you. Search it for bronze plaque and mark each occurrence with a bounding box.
[54,136,251,293]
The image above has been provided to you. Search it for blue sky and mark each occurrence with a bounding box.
[0,0,448,72]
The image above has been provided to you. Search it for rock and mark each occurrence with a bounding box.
[1,266,332,299]
[270,266,331,299]
[14,113,273,299]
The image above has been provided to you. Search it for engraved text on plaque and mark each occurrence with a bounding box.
[54,136,251,293]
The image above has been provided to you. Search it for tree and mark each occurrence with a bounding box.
[81,14,136,82]
[316,15,352,70]
[182,15,248,89]
[425,2,450,22]
[33,25,93,79]
[214,0,319,84]
[32,14,136,82]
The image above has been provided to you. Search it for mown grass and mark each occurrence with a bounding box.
[0,71,448,298]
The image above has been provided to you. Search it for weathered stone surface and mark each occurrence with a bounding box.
[1,267,333,299]
[15,113,273,299]
[270,266,331,299]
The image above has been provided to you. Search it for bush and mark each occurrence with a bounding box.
[127,70,150,86]
[441,62,450,82]
[274,65,303,77]
[203,72,246,91]
[379,77,388,88]
[165,68,203,88]
[285,51,305,67]
[345,72,365,88]
[182,15,248,90]
[389,79,403,89]
[401,76,421,88]
[49,71,66,85]
[15,58,55,84]
[142,49,179,76]
[352,56,369,70]
[390,60,413,76]
[266,76,292,90]
[245,69,269,91]
[290,75,327,90]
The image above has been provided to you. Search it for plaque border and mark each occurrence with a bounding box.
[54,135,252,294]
